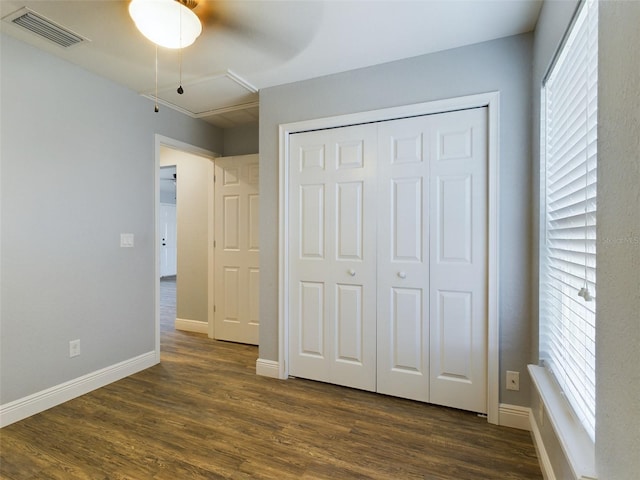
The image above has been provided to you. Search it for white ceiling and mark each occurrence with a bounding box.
[0,0,542,129]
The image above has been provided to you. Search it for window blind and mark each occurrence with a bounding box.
[540,0,597,441]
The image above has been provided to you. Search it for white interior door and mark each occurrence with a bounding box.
[289,124,378,391]
[214,154,260,345]
[160,203,177,277]
[428,108,487,413]
[376,117,431,403]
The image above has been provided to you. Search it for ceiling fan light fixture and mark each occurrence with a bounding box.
[129,0,202,49]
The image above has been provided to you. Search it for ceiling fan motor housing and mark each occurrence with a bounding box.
[176,0,199,10]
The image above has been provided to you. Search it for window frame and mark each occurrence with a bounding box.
[539,0,598,443]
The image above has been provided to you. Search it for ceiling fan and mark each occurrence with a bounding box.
[128,0,316,112]
[128,0,205,108]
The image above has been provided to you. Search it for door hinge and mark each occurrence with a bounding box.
[214,305,216,313]
[214,240,216,248]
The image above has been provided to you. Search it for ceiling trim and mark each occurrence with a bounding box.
[141,69,258,120]
[226,70,258,93]
[193,101,259,119]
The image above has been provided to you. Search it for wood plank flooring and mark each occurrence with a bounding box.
[0,277,542,479]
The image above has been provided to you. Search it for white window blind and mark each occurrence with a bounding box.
[540,0,597,441]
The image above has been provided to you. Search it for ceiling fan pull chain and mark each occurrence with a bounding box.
[154,44,159,113]
[178,48,184,95]
[177,6,184,95]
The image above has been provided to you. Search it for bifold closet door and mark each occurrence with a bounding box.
[376,116,431,403]
[288,107,488,414]
[288,124,378,391]
[375,108,488,412]
[427,108,488,414]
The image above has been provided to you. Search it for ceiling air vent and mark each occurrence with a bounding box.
[4,8,87,48]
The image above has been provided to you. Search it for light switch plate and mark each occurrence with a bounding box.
[120,233,134,248]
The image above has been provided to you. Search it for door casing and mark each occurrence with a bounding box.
[276,92,501,424]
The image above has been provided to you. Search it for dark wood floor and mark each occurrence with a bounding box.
[0,277,542,479]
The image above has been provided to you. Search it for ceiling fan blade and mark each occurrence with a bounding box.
[194,0,322,60]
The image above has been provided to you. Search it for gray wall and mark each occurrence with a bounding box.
[596,2,640,478]
[0,34,223,404]
[223,123,259,156]
[531,1,640,478]
[259,34,533,406]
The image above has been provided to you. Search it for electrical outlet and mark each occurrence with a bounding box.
[506,370,520,391]
[69,339,81,358]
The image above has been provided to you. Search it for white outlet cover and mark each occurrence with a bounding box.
[506,370,520,391]
[120,233,134,248]
[69,339,81,358]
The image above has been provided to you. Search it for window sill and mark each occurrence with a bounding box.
[528,365,597,480]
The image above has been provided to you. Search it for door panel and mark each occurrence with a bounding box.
[299,281,325,356]
[300,185,325,258]
[289,124,377,391]
[429,108,487,414]
[248,194,260,251]
[438,175,472,263]
[391,287,424,372]
[335,284,363,363]
[223,196,240,249]
[223,266,240,323]
[393,177,423,261]
[377,116,430,402]
[214,154,260,345]
[436,290,473,378]
[336,182,363,260]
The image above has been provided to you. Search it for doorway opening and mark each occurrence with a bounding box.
[154,135,217,356]
[159,165,177,334]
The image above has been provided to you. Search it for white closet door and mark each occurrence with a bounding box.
[214,154,260,345]
[287,108,488,413]
[376,117,431,402]
[289,124,378,391]
[428,108,488,413]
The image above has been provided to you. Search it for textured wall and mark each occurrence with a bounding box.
[596,1,640,478]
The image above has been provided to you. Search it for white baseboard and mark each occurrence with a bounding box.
[498,403,531,430]
[175,318,208,334]
[530,409,556,480]
[256,358,281,379]
[0,351,158,428]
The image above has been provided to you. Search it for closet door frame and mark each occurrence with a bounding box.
[276,91,501,425]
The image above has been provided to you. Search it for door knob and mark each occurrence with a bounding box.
[348,269,356,277]
[397,271,407,279]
